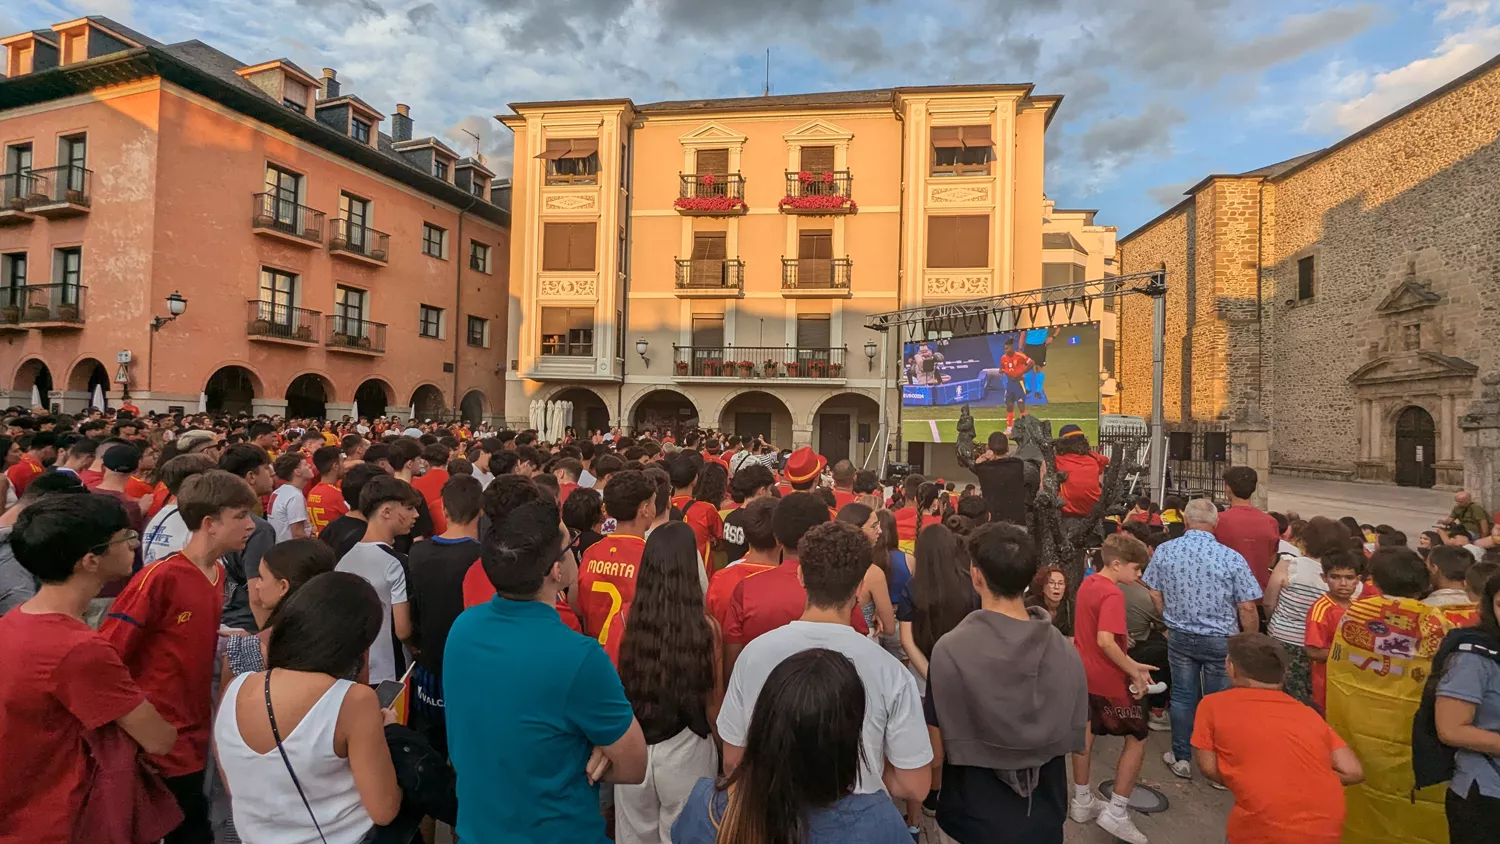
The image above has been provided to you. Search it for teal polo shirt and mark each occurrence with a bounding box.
[444,595,634,844]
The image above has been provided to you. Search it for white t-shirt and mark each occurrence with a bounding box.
[268,484,310,543]
[717,620,932,794]
[335,542,408,683]
[142,505,191,565]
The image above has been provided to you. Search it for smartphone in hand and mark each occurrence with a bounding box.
[376,663,415,709]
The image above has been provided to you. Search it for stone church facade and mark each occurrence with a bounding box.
[1115,54,1500,489]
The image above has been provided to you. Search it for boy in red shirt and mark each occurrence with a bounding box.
[706,498,779,632]
[304,445,348,534]
[1302,551,1363,714]
[1192,632,1364,844]
[100,470,258,843]
[409,442,451,535]
[666,453,723,577]
[574,469,656,663]
[1070,534,1158,844]
[997,337,1032,431]
[6,430,57,497]
[0,494,178,844]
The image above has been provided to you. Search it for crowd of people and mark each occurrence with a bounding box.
[0,407,1497,844]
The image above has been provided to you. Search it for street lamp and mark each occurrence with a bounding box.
[152,291,187,331]
[636,338,649,368]
[864,339,878,371]
[147,291,188,392]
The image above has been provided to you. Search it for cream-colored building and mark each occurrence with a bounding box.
[499,85,1059,477]
[1041,200,1119,413]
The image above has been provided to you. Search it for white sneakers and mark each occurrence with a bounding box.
[1098,806,1150,844]
[1068,793,1103,823]
[1147,710,1171,732]
[1071,792,1148,844]
[1162,750,1192,779]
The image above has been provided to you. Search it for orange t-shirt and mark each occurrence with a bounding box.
[125,475,154,501]
[577,533,647,664]
[999,351,1032,378]
[305,481,349,535]
[410,469,449,536]
[1190,687,1346,844]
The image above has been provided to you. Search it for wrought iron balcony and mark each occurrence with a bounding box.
[675,174,746,215]
[672,346,847,380]
[675,259,744,295]
[330,218,390,265]
[0,173,40,225]
[252,193,325,244]
[325,314,386,354]
[20,165,91,218]
[782,258,852,294]
[780,170,854,214]
[0,284,86,328]
[247,300,320,344]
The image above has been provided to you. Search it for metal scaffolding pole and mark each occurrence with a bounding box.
[1148,272,1168,504]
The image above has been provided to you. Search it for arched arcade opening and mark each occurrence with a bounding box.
[632,389,698,437]
[206,365,259,416]
[285,374,332,420]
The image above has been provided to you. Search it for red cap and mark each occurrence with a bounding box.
[783,446,827,485]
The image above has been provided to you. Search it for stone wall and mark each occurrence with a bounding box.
[1116,206,1191,422]
[1264,61,1500,480]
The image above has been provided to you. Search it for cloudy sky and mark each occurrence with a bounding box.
[8,0,1500,231]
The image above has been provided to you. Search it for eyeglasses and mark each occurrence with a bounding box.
[90,529,140,555]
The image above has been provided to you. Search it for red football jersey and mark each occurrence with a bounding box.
[672,495,724,577]
[706,559,776,635]
[98,552,224,777]
[1000,351,1032,378]
[305,481,348,535]
[577,533,647,664]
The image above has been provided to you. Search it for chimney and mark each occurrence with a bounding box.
[491,178,512,212]
[321,67,339,100]
[392,103,412,143]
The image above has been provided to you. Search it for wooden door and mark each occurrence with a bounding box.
[1394,405,1436,488]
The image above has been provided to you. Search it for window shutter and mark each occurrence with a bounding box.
[542,224,569,271]
[536,138,571,160]
[541,307,566,335]
[930,127,962,148]
[691,316,725,347]
[693,234,726,261]
[562,138,599,160]
[958,215,988,267]
[796,315,832,348]
[568,223,597,271]
[799,145,835,173]
[695,148,729,175]
[798,230,833,259]
[961,125,993,148]
[926,216,957,268]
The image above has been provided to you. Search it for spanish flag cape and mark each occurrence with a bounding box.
[1326,593,1455,844]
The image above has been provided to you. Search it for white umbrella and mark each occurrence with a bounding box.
[198,392,208,413]
[350,399,359,422]
[29,384,41,409]
[409,403,418,423]
[91,383,106,411]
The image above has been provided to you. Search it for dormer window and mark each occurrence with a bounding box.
[434,160,449,181]
[930,125,994,177]
[539,139,600,185]
[351,118,371,144]
[470,179,487,198]
[283,80,309,115]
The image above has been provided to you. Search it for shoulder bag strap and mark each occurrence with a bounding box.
[264,671,330,844]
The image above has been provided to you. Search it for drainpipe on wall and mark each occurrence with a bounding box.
[453,196,479,422]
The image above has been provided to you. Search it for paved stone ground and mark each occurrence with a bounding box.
[1267,474,1455,542]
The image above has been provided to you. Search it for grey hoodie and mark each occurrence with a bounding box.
[0,525,36,616]
[928,605,1087,777]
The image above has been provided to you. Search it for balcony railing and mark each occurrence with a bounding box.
[0,173,38,224]
[675,174,746,215]
[325,314,386,353]
[252,193,325,244]
[781,170,854,214]
[247,300,320,343]
[782,258,852,292]
[330,218,390,264]
[675,258,744,292]
[17,166,91,217]
[0,284,86,326]
[672,346,847,379]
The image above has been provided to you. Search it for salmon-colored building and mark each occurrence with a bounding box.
[500,85,1059,479]
[0,16,510,421]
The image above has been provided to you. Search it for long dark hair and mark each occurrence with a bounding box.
[695,460,728,509]
[266,572,382,679]
[1479,572,1500,641]
[913,482,942,535]
[910,523,976,658]
[714,648,865,843]
[261,538,337,627]
[617,521,715,740]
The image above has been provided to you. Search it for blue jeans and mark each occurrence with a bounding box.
[1166,630,1231,762]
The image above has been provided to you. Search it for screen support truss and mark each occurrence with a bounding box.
[864,269,1170,502]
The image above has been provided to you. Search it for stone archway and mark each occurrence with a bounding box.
[206,365,260,416]
[718,390,795,447]
[354,379,394,420]
[285,373,333,420]
[460,390,488,426]
[66,357,111,410]
[12,358,52,407]
[630,389,698,437]
[548,386,612,434]
[409,384,446,421]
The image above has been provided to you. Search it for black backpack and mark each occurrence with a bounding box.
[1412,626,1500,792]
